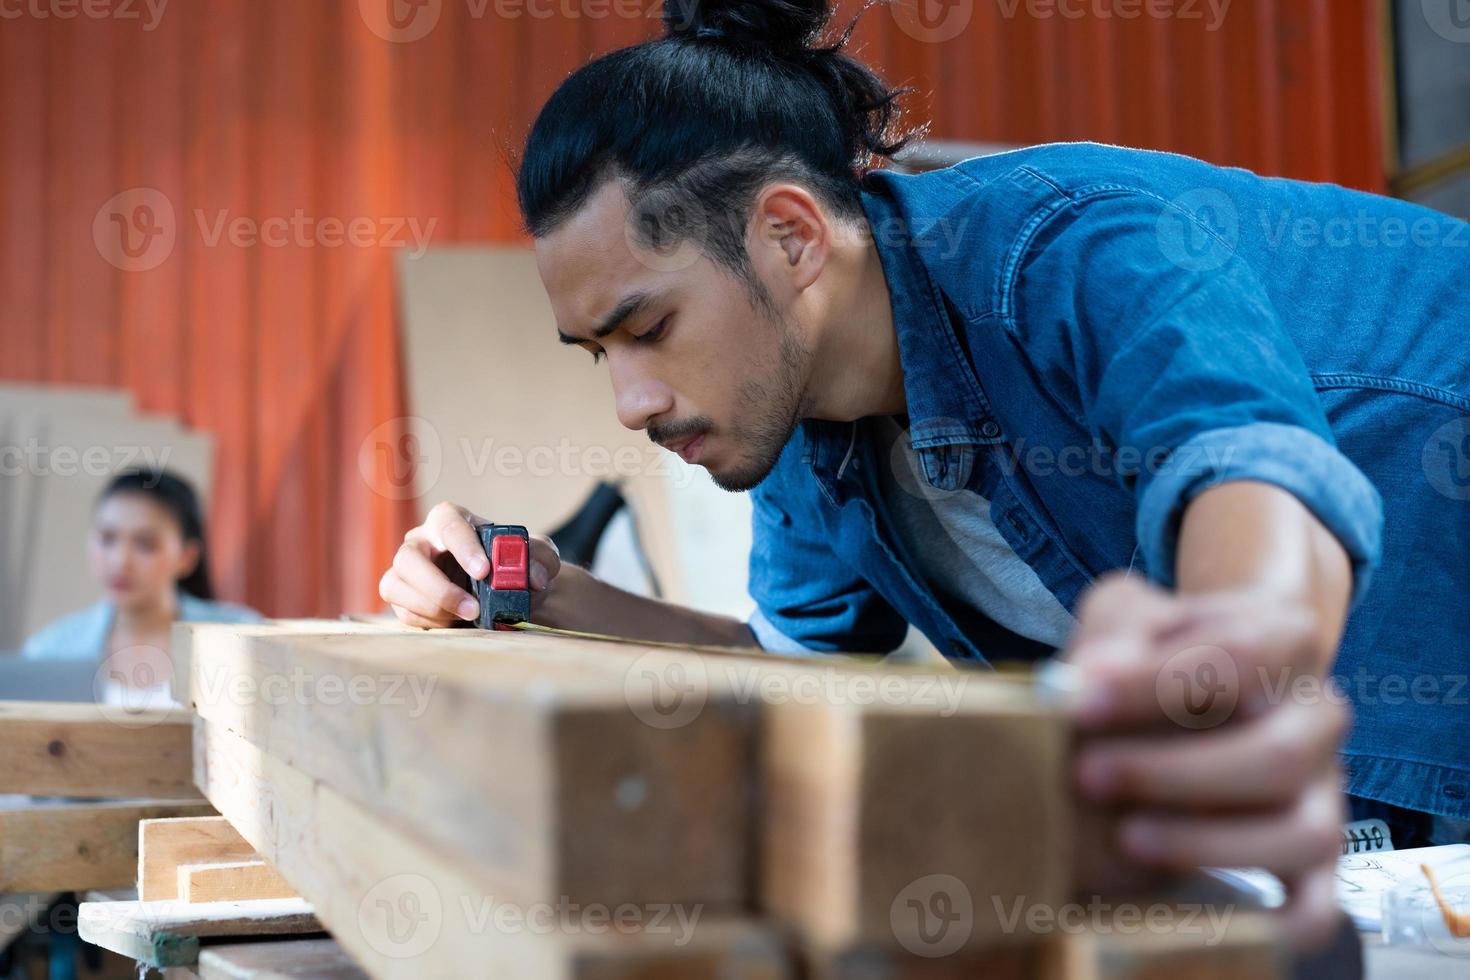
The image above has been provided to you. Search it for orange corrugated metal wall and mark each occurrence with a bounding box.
[0,0,1388,616]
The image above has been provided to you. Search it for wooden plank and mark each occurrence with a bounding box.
[168,618,399,704]
[806,910,1285,979]
[182,619,1069,944]
[182,623,757,912]
[0,800,214,891]
[197,937,368,979]
[140,816,259,901]
[77,897,322,968]
[194,719,791,978]
[1072,907,1288,980]
[405,628,1071,960]
[761,683,1070,953]
[179,861,298,904]
[0,700,199,798]
[808,942,1042,979]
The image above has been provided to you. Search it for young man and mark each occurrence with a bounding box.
[379,0,1469,948]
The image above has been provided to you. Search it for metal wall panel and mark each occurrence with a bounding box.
[0,0,1392,615]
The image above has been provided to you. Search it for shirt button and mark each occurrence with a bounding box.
[948,639,968,657]
[981,421,1002,439]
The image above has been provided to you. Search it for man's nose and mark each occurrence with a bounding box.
[611,360,674,432]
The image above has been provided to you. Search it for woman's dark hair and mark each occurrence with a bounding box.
[516,0,918,285]
[99,468,215,601]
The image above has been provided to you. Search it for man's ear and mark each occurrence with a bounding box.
[748,184,831,293]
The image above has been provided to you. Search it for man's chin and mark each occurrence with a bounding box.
[705,453,783,493]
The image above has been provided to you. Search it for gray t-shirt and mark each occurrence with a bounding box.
[871,416,1074,648]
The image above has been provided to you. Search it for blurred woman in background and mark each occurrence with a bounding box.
[22,468,260,700]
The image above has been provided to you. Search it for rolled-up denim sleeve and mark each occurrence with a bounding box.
[1137,423,1383,604]
[1008,190,1385,604]
[747,477,907,655]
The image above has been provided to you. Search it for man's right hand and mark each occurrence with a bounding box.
[378,501,562,628]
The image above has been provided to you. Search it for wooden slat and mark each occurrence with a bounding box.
[77,897,322,968]
[0,700,199,798]
[197,937,368,979]
[179,861,298,904]
[182,622,757,912]
[139,816,261,902]
[0,800,214,891]
[195,719,790,978]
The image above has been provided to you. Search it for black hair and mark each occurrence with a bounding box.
[516,0,918,282]
[98,468,216,601]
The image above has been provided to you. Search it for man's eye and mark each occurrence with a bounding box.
[634,316,670,345]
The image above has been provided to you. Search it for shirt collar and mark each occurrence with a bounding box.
[856,172,1002,453]
[796,175,1005,496]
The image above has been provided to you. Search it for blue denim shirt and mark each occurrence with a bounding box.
[748,142,1470,819]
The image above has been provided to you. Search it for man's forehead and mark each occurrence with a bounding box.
[534,181,649,336]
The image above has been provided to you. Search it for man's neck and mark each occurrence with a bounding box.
[802,233,906,422]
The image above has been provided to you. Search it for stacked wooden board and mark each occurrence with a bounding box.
[0,700,213,891]
[116,620,1290,978]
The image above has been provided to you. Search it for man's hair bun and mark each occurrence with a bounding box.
[664,0,831,56]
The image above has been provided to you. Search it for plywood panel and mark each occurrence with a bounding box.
[395,247,685,601]
[17,414,213,643]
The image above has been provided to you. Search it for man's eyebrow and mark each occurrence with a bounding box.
[557,292,654,346]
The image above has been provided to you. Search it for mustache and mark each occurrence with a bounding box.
[648,417,713,448]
